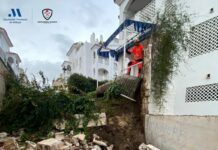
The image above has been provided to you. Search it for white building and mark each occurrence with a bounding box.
[114,0,218,149]
[0,27,22,76]
[61,33,119,82]
[114,0,218,115]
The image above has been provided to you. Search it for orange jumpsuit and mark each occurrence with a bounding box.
[127,44,144,77]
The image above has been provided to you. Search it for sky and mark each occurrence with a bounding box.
[0,0,119,82]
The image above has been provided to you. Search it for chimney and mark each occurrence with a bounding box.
[90,33,95,43]
[100,35,103,43]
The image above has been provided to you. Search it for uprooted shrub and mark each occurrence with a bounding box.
[67,74,96,93]
[0,75,97,134]
[67,73,108,93]
[105,82,123,100]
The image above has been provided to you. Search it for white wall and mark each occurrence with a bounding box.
[0,33,10,62]
[173,51,218,115]
[145,115,218,150]
[149,0,218,115]
[65,38,117,81]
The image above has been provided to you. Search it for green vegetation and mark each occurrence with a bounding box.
[0,74,97,135]
[151,4,190,106]
[67,73,107,93]
[105,82,123,100]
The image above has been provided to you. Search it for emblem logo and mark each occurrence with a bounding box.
[42,8,53,20]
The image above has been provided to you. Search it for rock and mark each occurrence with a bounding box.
[93,134,100,139]
[93,138,107,147]
[20,145,26,150]
[59,143,72,150]
[138,143,147,150]
[146,144,160,150]
[107,144,114,150]
[92,145,102,150]
[80,139,87,145]
[64,141,72,147]
[55,132,65,140]
[47,131,55,138]
[37,138,64,150]
[138,143,160,150]
[0,137,20,150]
[75,113,107,128]
[73,133,85,141]
[0,132,7,139]
[26,141,37,150]
[63,137,79,147]
[69,130,74,136]
[53,120,67,130]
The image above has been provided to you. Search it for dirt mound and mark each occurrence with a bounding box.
[90,98,145,150]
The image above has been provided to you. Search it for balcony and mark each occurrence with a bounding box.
[96,58,109,70]
[125,0,153,13]
[114,0,124,6]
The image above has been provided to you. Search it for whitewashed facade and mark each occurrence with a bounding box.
[114,0,218,115]
[62,33,119,82]
[0,27,21,76]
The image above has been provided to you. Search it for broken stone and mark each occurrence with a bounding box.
[0,132,7,139]
[71,137,80,146]
[93,134,100,139]
[75,113,107,128]
[59,143,72,150]
[0,137,19,150]
[93,138,107,147]
[37,138,64,150]
[20,145,26,150]
[53,120,67,130]
[26,140,37,150]
[73,133,85,141]
[64,141,72,147]
[107,144,114,150]
[92,145,102,150]
[146,144,160,150]
[47,131,55,138]
[69,130,74,136]
[55,132,65,140]
[138,143,160,150]
[80,139,87,145]
[138,143,147,150]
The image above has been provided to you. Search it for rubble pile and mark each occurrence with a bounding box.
[0,131,114,150]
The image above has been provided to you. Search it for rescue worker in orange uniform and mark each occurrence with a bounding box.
[126,39,144,77]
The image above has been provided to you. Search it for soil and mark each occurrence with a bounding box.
[89,97,145,150]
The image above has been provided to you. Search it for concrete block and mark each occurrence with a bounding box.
[36,138,64,150]
[92,145,102,150]
[55,132,65,140]
[73,133,85,141]
[0,132,7,139]
[26,141,37,150]
[107,144,114,150]
[0,137,19,150]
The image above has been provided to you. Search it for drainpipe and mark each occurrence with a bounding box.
[96,52,99,88]
[123,28,127,74]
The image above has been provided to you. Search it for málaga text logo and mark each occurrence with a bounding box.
[3,8,28,24]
